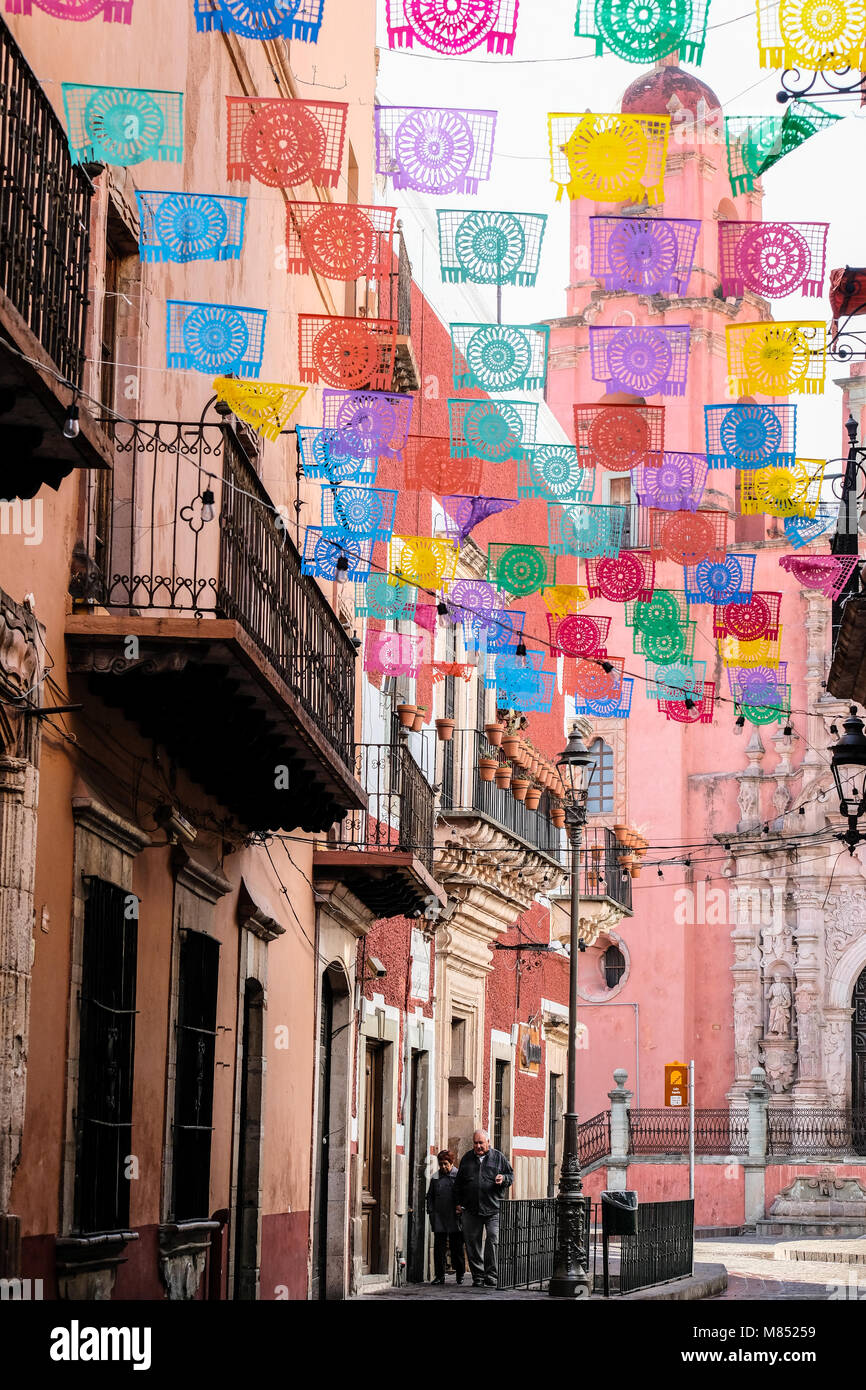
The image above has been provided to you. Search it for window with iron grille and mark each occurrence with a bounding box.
[75,877,138,1234]
[603,943,626,990]
[586,738,614,815]
[173,929,221,1221]
[493,1059,508,1153]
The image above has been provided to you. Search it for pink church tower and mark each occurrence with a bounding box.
[538,63,824,1179]
[546,57,769,473]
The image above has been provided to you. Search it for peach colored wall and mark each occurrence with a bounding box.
[4,2,376,1291]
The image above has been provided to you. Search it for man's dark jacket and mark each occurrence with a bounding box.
[453,1147,514,1218]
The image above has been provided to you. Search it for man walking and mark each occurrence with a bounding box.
[454,1129,513,1288]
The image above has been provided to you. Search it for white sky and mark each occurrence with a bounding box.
[375,0,866,464]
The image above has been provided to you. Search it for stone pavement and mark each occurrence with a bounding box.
[359,1235,866,1302]
[359,1263,727,1301]
[697,1234,866,1300]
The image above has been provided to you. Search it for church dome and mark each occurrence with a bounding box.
[620,60,721,118]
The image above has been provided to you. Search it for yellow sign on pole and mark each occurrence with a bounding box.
[665,1062,688,1108]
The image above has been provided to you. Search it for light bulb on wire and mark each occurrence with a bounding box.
[63,401,80,440]
[335,554,350,585]
[515,640,528,670]
[201,486,216,524]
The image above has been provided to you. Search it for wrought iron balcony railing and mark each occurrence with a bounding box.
[576,826,633,914]
[378,223,418,392]
[99,420,357,765]
[628,1108,748,1156]
[0,16,93,384]
[767,1108,866,1157]
[439,728,564,864]
[330,740,435,872]
[379,223,412,337]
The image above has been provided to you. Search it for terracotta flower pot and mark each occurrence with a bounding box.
[396,703,417,728]
[511,777,530,803]
[485,723,504,748]
[613,824,630,843]
[502,736,520,759]
[435,718,455,741]
[525,786,542,811]
[630,864,642,878]
[479,757,498,783]
[412,708,426,732]
[494,765,512,790]
[551,808,566,830]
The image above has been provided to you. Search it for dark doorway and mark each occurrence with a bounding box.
[406,1049,429,1283]
[361,1041,385,1274]
[493,1059,508,1154]
[312,964,351,1299]
[234,979,264,1300]
[314,973,334,1299]
[852,967,866,1155]
[548,1072,563,1197]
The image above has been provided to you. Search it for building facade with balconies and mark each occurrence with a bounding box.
[0,3,406,1301]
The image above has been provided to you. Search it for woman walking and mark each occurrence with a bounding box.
[426,1149,465,1286]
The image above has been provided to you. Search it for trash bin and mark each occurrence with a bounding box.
[601,1189,639,1235]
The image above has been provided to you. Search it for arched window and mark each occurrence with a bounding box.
[586,738,614,814]
[603,943,626,990]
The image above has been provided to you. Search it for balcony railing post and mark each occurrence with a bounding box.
[745,1065,769,1226]
[607,1068,632,1189]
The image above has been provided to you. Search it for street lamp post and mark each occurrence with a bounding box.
[831,705,866,852]
[548,725,594,1299]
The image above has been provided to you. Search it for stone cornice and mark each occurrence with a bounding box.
[436,815,566,912]
[71,796,151,857]
[172,846,232,904]
[313,877,376,938]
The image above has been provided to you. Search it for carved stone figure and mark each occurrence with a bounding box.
[733,984,760,1077]
[767,977,792,1037]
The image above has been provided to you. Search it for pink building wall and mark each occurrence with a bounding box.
[539,68,816,1129]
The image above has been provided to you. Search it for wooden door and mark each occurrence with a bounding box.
[361,1042,384,1273]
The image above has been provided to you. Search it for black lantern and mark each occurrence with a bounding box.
[556,725,593,805]
[831,706,866,851]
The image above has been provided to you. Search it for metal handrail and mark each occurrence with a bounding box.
[0,17,93,384]
[99,419,357,766]
[330,740,434,871]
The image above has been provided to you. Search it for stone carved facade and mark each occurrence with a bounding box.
[0,589,42,1274]
[726,590,866,1114]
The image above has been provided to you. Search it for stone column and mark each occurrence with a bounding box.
[737,730,765,832]
[744,1065,769,1227]
[792,881,827,1105]
[606,1068,632,1191]
[0,591,42,1277]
